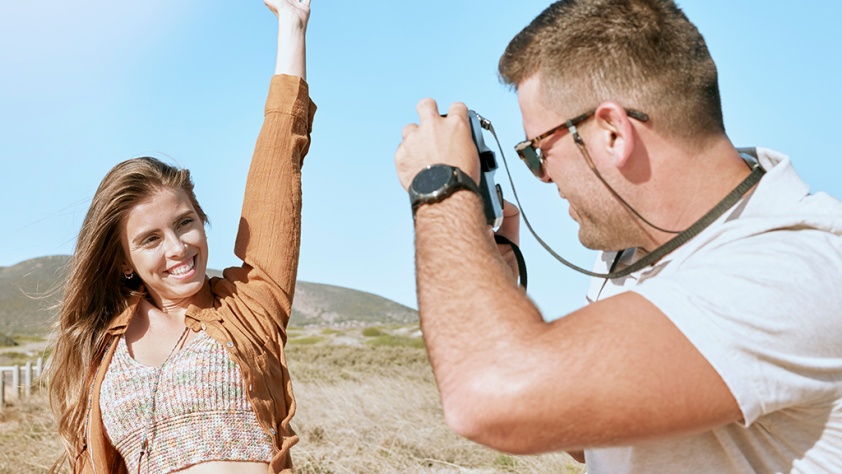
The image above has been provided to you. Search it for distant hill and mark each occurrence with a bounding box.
[0,256,417,340]
[291,281,418,326]
[0,256,67,338]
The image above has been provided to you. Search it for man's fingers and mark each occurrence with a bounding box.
[446,102,469,121]
[416,98,441,122]
[496,199,521,246]
[402,123,418,140]
[416,99,470,124]
[502,199,520,218]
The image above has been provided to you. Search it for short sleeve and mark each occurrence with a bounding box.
[632,229,842,426]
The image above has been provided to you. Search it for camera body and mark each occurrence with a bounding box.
[467,110,504,229]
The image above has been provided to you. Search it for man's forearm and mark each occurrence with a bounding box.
[413,188,545,435]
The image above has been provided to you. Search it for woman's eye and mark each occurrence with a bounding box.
[179,218,194,227]
[142,236,159,246]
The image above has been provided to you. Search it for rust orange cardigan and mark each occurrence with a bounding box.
[73,74,315,474]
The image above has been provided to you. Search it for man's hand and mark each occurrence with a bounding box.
[395,99,481,190]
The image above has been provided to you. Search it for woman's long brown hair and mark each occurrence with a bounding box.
[47,157,207,472]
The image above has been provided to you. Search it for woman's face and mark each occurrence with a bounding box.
[120,187,208,310]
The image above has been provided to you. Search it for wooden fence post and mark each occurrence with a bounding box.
[0,371,5,410]
[36,356,43,378]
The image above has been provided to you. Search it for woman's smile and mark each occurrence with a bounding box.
[166,255,197,277]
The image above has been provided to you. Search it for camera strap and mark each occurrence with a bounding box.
[483,120,765,279]
[494,234,528,289]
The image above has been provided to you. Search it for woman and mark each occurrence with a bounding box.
[47,1,314,472]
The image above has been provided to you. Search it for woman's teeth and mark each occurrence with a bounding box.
[169,258,194,276]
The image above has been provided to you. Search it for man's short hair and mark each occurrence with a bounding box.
[499,0,725,142]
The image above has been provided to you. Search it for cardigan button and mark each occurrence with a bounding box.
[226,341,234,348]
[270,428,276,435]
[200,323,207,331]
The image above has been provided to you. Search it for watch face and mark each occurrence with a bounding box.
[413,165,453,194]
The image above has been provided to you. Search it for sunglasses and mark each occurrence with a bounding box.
[514,108,649,179]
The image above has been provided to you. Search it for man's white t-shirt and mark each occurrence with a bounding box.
[584,148,842,473]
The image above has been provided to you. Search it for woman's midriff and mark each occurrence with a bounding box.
[173,461,270,473]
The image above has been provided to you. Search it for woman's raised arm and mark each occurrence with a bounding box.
[265,0,310,79]
[221,0,315,333]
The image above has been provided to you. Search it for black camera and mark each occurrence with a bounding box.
[467,110,504,228]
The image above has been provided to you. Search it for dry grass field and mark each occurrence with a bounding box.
[0,325,585,473]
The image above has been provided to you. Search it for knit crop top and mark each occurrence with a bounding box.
[100,330,273,473]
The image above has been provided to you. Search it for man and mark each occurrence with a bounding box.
[393,0,842,472]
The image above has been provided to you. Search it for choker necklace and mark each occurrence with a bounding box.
[137,326,190,473]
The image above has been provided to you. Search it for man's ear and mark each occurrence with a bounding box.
[594,102,635,169]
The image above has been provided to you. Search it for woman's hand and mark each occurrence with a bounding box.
[264,0,311,30]
[266,0,311,79]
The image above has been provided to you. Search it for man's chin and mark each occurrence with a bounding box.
[577,228,613,252]
[577,230,599,250]
[579,239,603,251]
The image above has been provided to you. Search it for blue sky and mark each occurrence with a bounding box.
[2,1,840,318]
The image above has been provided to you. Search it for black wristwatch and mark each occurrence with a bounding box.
[408,164,480,214]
